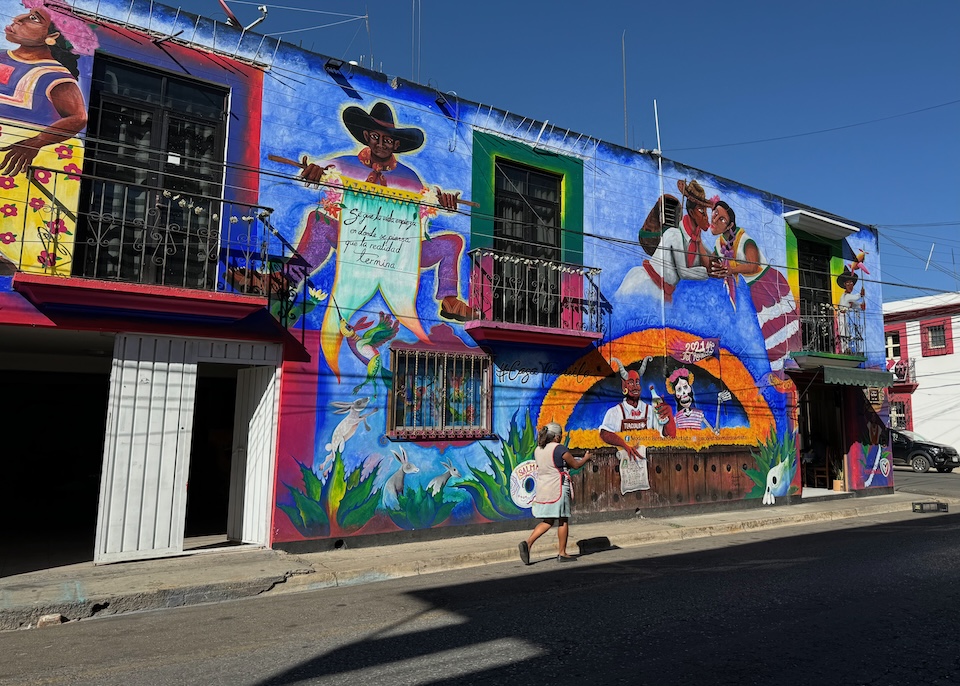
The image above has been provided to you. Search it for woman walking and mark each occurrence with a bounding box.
[518,422,592,564]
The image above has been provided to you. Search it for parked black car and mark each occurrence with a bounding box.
[890,429,960,473]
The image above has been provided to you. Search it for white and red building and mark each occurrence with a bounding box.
[883,294,960,446]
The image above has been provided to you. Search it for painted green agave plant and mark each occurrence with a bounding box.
[388,488,458,530]
[280,448,461,537]
[279,460,332,538]
[745,430,798,499]
[455,408,537,521]
[337,461,382,530]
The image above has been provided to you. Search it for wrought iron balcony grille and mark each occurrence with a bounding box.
[18,167,310,331]
[467,247,602,334]
[798,300,866,356]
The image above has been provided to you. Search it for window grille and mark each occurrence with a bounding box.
[390,348,492,439]
[927,324,946,349]
[890,401,907,429]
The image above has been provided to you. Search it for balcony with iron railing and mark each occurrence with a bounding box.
[8,167,311,338]
[795,300,867,367]
[464,247,604,347]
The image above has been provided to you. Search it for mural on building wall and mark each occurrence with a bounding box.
[268,100,471,374]
[835,254,868,355]
[261,64,499,540]
[0,0,96,276]
[263,42,892,543]
[842,387,892,490]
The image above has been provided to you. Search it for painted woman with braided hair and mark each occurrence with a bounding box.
[0,1,96,274]
[708,200,801,385]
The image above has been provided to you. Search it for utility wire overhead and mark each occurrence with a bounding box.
[667,98,960,152]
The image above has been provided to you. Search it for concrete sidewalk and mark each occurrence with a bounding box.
[1,492,951,631]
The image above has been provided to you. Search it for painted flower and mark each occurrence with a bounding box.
[46,218,69,235]
[419,187,439,220]
[62,163,82,180]
[0,231,16,245]
[320,167,342,185]
[0,204,17,218]
[320,188,343,220]
[28,197,45,211]
[54,145,74,160]
[33,169,51,184]
[0,176,16,189]
[37,250,59,267]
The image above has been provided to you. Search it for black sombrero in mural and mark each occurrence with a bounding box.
[342,102,425,153]
[837,265,858,287]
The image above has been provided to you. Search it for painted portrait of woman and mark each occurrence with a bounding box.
[0,0,97,275]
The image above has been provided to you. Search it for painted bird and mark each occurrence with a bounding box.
[340,312,400,398]
[851,248,870,275]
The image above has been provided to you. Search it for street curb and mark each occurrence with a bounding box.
[0,575,293,632]
[273,498,932,593]
[4,497,952,630]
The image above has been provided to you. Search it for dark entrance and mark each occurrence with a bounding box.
[184,364,237,540]
[0,371,109,575]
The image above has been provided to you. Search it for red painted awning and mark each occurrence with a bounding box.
[12,272,267,321]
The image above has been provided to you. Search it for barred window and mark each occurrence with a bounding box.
[890,401,907,429]
[927,325,946,349]
[389,349,492,439]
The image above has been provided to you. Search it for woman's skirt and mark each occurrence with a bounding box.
[531,483,571,518]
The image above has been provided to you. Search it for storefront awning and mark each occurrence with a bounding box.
[822,366,894,387]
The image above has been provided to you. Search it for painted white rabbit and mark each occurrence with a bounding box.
[385,448,420,497]
[313,397,377,478]
[427,459,462,496]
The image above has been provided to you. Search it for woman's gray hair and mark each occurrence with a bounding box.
[537,421,564,448]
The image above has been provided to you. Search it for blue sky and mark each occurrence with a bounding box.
[205,0,960,303]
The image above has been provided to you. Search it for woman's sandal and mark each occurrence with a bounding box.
[557,555,578,563]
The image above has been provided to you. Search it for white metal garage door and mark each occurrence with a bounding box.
[94,335,197,564]
[95,334,281,564]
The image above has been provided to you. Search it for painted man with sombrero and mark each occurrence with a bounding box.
[836,264,865,354]
[292,100,472,323]
[631,178,711,302]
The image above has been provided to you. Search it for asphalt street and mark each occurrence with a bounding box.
[2,506,958,686]
[893,466,960,499]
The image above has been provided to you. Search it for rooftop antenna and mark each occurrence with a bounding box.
[654,99,666,338]
[218,0,268,32]
[622,30,628,147]
[654,100,664,225]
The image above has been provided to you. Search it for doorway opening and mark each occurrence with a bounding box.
[184,364,238,548]
[0,370,109,575]
[798,384,845,495]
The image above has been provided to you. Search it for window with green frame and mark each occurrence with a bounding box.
[470,132,584,328]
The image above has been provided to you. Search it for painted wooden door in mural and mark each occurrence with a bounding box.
[95,334,197,564]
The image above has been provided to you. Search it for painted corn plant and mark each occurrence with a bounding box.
[745,430,798,502]
[455,408,537,521]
